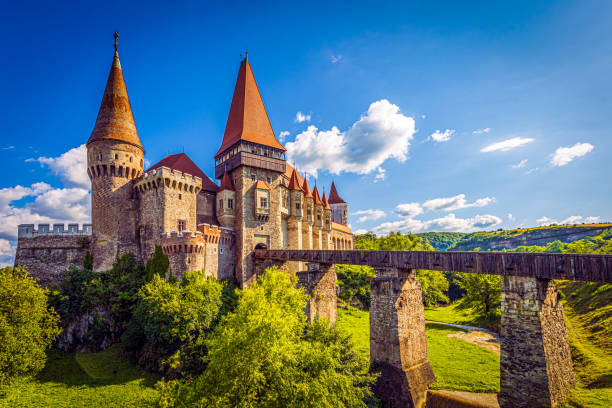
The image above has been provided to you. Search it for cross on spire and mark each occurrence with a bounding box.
[113,31,119,52]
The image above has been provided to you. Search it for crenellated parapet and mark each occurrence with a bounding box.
[133,166,203,195]
[160,230,205,279]
[18,223,92,238]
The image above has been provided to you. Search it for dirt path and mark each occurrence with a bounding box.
[427,320,500,355]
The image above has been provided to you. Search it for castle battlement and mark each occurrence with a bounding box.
[134,166,203,194]
[18,223,92,238]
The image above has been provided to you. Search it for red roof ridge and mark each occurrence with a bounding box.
[322,192,331,210]
[148,153,218,192]
[216,59,285,157]
[87,47,143,150]
[255,180,271,190]
[328,181,345,204]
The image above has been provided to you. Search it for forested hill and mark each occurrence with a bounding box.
[417,223,612,251]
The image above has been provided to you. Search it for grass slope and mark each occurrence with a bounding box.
[337,307,500,393]
[0,345,159,408]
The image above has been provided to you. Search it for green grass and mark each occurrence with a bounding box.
[0,345,159,408]
[337,307,500,393]
[425,302,498,330]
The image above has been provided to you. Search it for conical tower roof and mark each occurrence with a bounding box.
[88,34,143,150]
[328,181,345,204]
[219,172,234,191]
[216,57,285,157]
[288,169,301,190]
[322,192,331,210]
[302,177,313,198]
[313,186,323,205]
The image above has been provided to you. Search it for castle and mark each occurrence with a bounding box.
[15,38,353,287]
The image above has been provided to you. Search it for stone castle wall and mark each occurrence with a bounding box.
[15,231,92,287]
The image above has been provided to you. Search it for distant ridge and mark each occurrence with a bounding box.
[416,224,612,251]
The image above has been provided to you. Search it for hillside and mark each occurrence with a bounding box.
[419,224,612,251]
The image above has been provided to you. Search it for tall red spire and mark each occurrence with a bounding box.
[287,169,301,190]
[302,177,313,198]
[312,186,323,205]
[322,192,331,210]
[328,181,345,204]
[219,172,234,191]
[87,33,143,150]
[216,57,285,157]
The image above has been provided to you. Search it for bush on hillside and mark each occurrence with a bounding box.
[123,271,226,376]
[0,267,61,386]
[157,267,377,408]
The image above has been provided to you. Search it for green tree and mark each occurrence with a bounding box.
[146,245,169,282]
[457,273,501,321]
[0,267,61,385]
[157,267,376,408]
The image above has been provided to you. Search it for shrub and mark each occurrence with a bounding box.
[157,267,376,407]
[0,267,61,385]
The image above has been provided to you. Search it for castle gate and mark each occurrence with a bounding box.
[254,249,611,408]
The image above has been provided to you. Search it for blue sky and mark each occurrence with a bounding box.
[1,1,610,264]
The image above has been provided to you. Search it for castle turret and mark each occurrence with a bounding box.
[322,192,332,249]
[301,177,314,250]
[217,173,236,228]
[87,32,144,271]
[215,56,287,286]
[312,186,324,249]
[329,181,348,226]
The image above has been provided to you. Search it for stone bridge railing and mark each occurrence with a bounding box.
[254,249,612,408]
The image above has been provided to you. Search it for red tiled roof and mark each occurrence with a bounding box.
[321,192,331,210]
[287,169,301,190]
[312,186,322,205]
[332,222,353,235]
[219,172,234,191]
[284,163,304,186]
[216,58,285,157]
[88,50,143,150]
[255,180,271,190]
[302,177,313,198]
[328,181,345,204]
[148,153,218,192]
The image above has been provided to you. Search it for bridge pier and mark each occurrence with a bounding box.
[499,276,575,408]
[296,262,337,325]
[252,257,287,286]
[370,267,435,408]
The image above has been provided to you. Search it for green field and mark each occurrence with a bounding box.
[336,307,501,393]
[0,345,159,408]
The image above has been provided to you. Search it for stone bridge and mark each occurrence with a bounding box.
[254,249,612,408]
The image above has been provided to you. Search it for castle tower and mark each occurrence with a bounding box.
[312,186,324,249]
[301,177,314,250]
[217,173,236,228]
[329,181,348,226]
[87,33,144,271]
[215,56,287,286]
[321,192,332,249]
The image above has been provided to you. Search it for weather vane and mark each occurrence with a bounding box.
[113,31,119,52]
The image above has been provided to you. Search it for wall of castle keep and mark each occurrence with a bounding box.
[233,166,283,286]
[15,234,92,287]
[197,191,218,225]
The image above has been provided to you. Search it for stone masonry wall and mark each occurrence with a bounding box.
[15,235,92,287]
[233,166,284,287]
[499,276,575,408]
[296,263,337,324]
[370,268,435,408]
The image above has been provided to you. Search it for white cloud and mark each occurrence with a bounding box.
[550,142,594,167]
[481,137,534,152]
[512,159,527,169]
[536,215,601,226]
[279,131,290,142]
[508,213,514,221]
[330,54,343,64]
[394,203,423,218]
[353,209,386,223]
[374,167,386,182]
[354,229,368,235]
[430,129,455,142]
[2,146,15,150]
[473,128,491,134]
[286,100,416,177]
[0,239,15,267]
[372,213,502,235]
[295,112,311,123]
[28,144,90,189]
[422,194,495,212]
[421,114,427,119]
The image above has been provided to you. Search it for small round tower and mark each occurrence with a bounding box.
[87,32,144,271]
